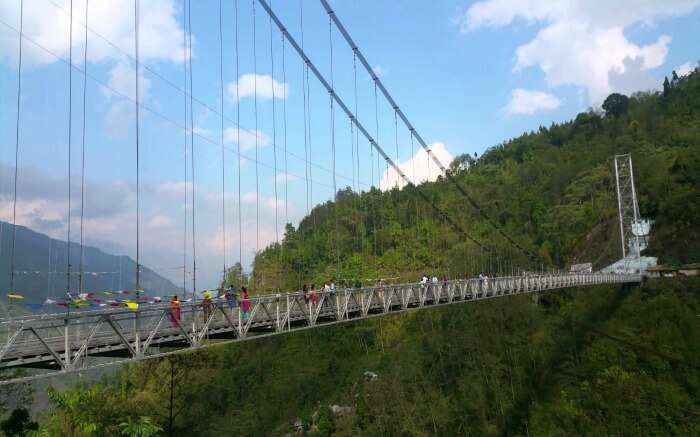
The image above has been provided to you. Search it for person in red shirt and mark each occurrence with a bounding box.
[169,295,181,328]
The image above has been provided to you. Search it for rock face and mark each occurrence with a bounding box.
[330,404,354,416]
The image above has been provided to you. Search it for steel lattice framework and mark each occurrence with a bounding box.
[0,273,640,385]
[614,154,643,259]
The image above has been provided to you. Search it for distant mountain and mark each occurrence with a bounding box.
[0,221,182,308]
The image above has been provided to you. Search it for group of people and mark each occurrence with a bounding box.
[166,273,499,329]
[478,272,491,289]
[167,286,252,328]
[301,280,337,306]
[420,274,450,288]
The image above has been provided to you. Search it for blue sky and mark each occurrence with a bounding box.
[1,0,699,292]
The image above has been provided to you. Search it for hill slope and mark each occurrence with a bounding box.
[249,68,700,291]
[0,221,182,310]
[28,278,700,436]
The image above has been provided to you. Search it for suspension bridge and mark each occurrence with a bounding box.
[0,0,643,385]
[0,273,640,385]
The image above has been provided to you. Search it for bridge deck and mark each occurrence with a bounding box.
[0,273,640,384]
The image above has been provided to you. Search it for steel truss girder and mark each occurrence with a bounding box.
[0,273,641,385]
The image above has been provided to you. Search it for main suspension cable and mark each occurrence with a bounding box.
[318,0,537,263]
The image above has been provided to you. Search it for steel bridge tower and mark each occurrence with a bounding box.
[614,154,647,260]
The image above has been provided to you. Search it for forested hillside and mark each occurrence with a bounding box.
[249,67,700,291]
[3,70,699,436]
[14,279,700,436]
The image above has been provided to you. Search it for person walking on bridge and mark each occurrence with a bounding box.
[376,279,385,303]
[202,290,213,322]
[240,287,251,321]
[169,295,181,328]
[225,286,237,314]
[310,284,318,306]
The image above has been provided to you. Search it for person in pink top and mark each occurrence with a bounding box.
[169,295,180,328]
[240,287,251,320]
[309,284,318,305]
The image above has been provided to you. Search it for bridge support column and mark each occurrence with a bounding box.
[276,295,281,332]
[287,295,291,331]
[134,312,142,357]
[64,319,71,370]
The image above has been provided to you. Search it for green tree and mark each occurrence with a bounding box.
[42,387,100,436]
[0,408,38,436]
[118,416,162,437]
[602,92,630,117]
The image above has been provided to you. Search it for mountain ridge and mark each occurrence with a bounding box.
[0,220,182,311]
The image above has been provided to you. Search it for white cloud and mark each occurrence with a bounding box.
[104,99,133,140]
[372,65,386,77]
[0,0,187,138]
[0,0,187,67]
[0,163,300,288]
[274,172,298,184]
[223,126,271,152]
[677,61,698,77]
[608,56,660,96]
[459,0,700,103]
[503,88,560,115]
[104,59,150,101]
[227,74,289,101]
[379,142,453,191]
[100,59,154,138]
